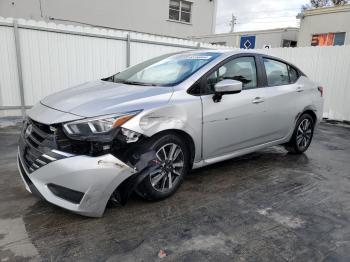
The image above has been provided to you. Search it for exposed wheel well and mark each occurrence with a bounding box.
[302,110,317,124]
[149,129,196,168]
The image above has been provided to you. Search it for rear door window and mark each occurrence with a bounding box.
[288,65,299,83]
[263,58,290,86]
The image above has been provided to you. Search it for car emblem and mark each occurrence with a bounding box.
[25,124,33,138]
[50,126,57,132]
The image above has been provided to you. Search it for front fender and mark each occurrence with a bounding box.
[122,95,203,163]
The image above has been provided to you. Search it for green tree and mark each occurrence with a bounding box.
[302,0,347,12]
[301,4,311,11]
[310,0,330,7]
[331,0,348,5]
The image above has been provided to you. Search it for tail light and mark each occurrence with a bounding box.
[317,86,324,97]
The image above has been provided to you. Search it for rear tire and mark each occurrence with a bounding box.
[137,133,190,201]
[285,113,314,154]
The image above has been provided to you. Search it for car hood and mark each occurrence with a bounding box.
[41,80,174,117]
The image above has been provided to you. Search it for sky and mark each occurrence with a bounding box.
[215,0,310,33]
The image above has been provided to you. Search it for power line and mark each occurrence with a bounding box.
[218,18,298,25]
[217,15,298,24]
[217,8,301,23]
[239,15,298,20]
[236,20,298,24]
[217,14,299,25]
[217,20,298,26]
[216,6,302,30]
[237,18,298,23]
[220,7,302,14]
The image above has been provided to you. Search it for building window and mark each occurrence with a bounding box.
[210,42,227,46]
[282,40,297,47]
[169,0,192,23]
[334,32,346,46]
[311,32,346,46]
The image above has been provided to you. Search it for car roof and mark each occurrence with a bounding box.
[189,48,258,53]
[182,48,264,57]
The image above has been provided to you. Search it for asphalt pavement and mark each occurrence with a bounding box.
[0,122,349,261]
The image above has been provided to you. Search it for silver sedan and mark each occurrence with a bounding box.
[18,50,324,217]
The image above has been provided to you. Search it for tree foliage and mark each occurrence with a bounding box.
[302,0,348,11]
[331,0,348,5]
[310,0,330,7]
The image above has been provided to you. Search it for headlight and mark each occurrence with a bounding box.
[63,111,141,136]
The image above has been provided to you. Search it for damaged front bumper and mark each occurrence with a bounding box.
[17,109,159,217]
[17,151,136,217]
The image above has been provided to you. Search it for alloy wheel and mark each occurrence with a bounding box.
[149,143,184,192]
[296,118,312,150]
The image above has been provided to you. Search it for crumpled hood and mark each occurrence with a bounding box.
[41,80,174,117]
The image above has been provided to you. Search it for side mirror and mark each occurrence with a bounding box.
[213,79,242,102]
[101,72,120,82]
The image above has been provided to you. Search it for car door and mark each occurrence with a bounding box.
[201,55,272,159]
[259,57,300,140]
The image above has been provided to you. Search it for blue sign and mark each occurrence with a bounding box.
[240,35,256,49]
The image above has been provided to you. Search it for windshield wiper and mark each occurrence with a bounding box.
[114,79,157,86]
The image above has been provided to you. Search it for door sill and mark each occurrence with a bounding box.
[192,137,288,169]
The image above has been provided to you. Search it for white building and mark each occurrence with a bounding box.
[191,27,299,49]
[0,0,217,38]
[297,4,350,47]
[192,4,350,49]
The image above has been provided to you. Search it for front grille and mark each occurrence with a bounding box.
[19,118,69,173]
[18,155,33,186]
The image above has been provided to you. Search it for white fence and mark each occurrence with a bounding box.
[0,17,350,122]
[259,46,350,122]
[0,17,223,116]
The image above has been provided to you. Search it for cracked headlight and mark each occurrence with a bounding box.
[63,111,141,136]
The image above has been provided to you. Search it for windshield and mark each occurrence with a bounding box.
[108,52,220,86]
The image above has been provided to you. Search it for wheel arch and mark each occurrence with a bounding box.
[149,129,196,168]
[301,109,317,124]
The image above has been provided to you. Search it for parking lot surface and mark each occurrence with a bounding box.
[0,122,350,261]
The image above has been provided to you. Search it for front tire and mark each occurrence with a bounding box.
[137,133,190,201]
[285,113,315,154]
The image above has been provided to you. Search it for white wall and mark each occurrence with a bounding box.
[0,17,349,122]
[0,0,216,38]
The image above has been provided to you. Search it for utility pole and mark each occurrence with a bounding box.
[230,14,237,33]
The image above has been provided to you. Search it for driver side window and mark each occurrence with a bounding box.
[205,56,257,94]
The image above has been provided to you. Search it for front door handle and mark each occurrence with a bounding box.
[296,86,304,92]
[252,97,265,104]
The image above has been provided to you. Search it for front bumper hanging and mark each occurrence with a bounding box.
[17,117,160,217]
[18,151,136,217]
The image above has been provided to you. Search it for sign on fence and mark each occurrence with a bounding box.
[240,35,256,49]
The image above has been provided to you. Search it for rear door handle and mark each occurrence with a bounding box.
[296,86,304,92]
[252,97,265,104]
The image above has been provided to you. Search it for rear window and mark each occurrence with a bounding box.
[263,58,301,86]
